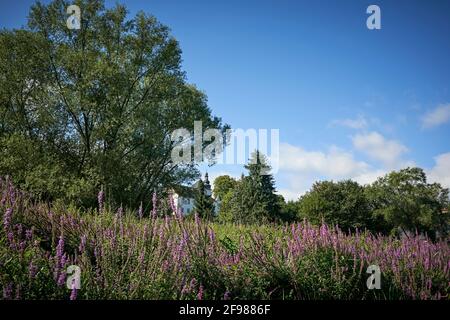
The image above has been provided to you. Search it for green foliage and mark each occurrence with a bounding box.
[193,179,214,219]
[229,151,280,224]
[1,180,448,300]
[0,0,226,209]
[217,189,235,223]
[212,175,237,200]
[276,195,299,223]
[366,167,450,237]
[295,168,450,237]
[218,236,238,255]
[298,180,372,231]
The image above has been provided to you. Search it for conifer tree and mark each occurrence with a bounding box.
[194,179,214,219]
[231,151,280,223]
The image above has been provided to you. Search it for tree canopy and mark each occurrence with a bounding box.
[212,175,237,200]
[0,0,226,208]
[365,167,449,237]
[298,180,372,231]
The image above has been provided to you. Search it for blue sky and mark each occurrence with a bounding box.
[1,0,450,199]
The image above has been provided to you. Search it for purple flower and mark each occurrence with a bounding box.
[208,229,215,243]
[25,228,33,241]
[19,241,26,252]
[7,231,14,246]
[197,285,204,300]
[116,205,123,219]
[139,250,145,265]
[70,283,78,300]
[181,284,190,295]
[29,261,38,279]
[3,207,12,231]
[194,213,200,225]
[2,283,13,299]
[54,234,67,285]
[98,189,105,213]
[189,278,197,290]
[56,235,65,265]
[79,235,87,253]
[138,202,143,219]
[57,272,66,287]
[152,192,157,218]
[16,224,23,237]
[169,195,176,214]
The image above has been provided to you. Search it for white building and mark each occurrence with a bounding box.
[170,173,220,216]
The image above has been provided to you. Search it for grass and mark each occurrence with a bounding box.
[1,178,449,300]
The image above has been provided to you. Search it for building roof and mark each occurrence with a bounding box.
[169,173,212,199]
[169,185,195,198]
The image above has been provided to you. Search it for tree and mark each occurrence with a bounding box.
[230,151,280,223]
[213,175,238,223]
[365,167,450,237]
[277,196,299,223]
[193,179,214,219]
[298,180,371,231]
[212,175,237,200]
[0,0,226,208]
[217,188,235,223]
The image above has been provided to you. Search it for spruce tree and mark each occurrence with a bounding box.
[194,179,214,219]
[231,151,280,223]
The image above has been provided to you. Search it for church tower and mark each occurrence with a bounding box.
[204,172,212,197]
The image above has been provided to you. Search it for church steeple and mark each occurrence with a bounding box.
[204,172,212,196]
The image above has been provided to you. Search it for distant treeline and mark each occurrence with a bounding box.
[214,155,450,239]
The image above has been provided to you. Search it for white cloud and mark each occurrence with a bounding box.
[208,149,450,202]
[421,103,450,129]
[276,142,386,200]
[277,188,303,201]
[330,116,368,130]
[352,131,409,169]
[205,133,422,202]
[352,169,387,185]
[276,134,416,200]
[427,152,450,188]
[279,143,369,178]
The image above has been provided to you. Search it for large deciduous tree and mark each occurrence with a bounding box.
[0,0,226,208]
[212,175,237,200]
[366,167,450,238]
[298,180,372,232]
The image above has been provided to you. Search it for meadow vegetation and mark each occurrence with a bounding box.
[1,178,448,300]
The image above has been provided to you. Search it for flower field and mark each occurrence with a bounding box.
[1,177,449,300]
